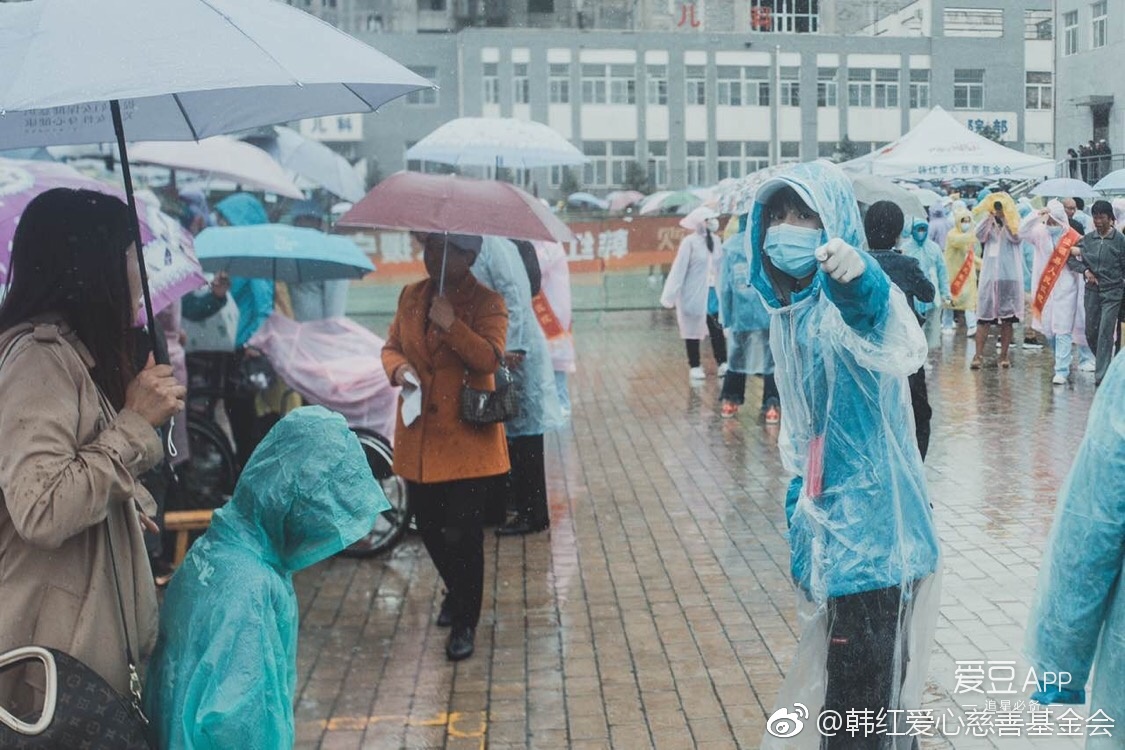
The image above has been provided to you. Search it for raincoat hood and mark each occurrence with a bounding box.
[946,207,977,252]
[910,217,929,241]
[927,203,948,221]
[972,190,1020,235]
[209,406,388,572]
[215,192,269,227]
[749,161,864,309]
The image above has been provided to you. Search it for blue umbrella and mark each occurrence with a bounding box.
[194,224,374,283]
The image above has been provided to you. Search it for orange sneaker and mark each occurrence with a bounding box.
[720,401,739,419]
[765,405,780,425]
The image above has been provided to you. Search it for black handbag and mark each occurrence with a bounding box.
[460,354,521,425]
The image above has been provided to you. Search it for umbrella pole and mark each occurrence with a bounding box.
[111,100,166,366]
[438,234,449,296]
[112,100,178,471]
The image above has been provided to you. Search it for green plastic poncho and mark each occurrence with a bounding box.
[143,407,389,749]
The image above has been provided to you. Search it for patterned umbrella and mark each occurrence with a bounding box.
[0,158,205,323]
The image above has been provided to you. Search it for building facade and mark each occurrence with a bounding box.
[294,0,1053,195]
[1054,0,1122,161]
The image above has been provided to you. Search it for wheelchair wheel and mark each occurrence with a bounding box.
[172,417,238,511]
[339,428,410,558]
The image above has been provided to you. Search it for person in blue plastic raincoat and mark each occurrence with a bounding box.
[749,162,941,750]
[718,213,779,422]
[472,236,564,534]
[213,193,275,348]
[143,407,388,749]
[900,217,952,351]
[1025,355,1125,748]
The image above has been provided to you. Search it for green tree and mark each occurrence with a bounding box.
[623,161,652,194]
[976,125,1004,143]
[834,136,860,163]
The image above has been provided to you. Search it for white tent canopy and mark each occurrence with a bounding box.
[840,106,1054,181]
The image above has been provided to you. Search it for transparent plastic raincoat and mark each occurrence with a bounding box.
[1025,204,1087,341]
[927,203,953,253]
[1026,356,1125,748]
[973,192,1025,321]
[472,237,564,437]
[943,207,981,312]
[902,218,951,316]
[660,228,723,339]
[143,407,388,750]
[718,215,772,374]
[748,162,941,749]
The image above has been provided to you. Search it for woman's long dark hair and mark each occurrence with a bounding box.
[0,188,137,409]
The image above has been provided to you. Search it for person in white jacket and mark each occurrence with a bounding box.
[661,218,727,381]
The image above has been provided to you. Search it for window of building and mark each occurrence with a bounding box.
[405,66,438,105]
[549,63,570,104]
[942,8,1003,38]
[718,66,770,106]
[780,67,800,106]
[483,62,499,104]
[647,65,668,105]
[549,165,564,187]
[1092,1,1108,49]
[609,64,636,105]
[780,142,800,163]
[849,68,897,109]
[686,141,707,185]
[749,0,820,33]
[817,67,837,107]
[581,64,608,104]
[817,142,838,158]
[513,63,530,104]
[874,69,899,108]
[909,69,930,109]
[953,69,984,109]
[422,0,446,9]
[528,0,554,12]
[717,142,742,180]
[647,141,669,187]
[610,141,636,184]
[1024,10,1052,40]
[716,142,769,179]
[583,141,607,185]
[1064,11,1078,55]
[685,65,707,106]
[1025,71,1052,110]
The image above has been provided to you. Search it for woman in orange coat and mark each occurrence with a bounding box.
[382,232,509,661]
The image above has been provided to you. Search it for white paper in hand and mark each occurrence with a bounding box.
[401,371,422,427]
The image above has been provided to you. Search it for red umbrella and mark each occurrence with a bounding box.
[337,171,574,243]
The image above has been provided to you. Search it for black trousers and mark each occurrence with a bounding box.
[720,371,779,409]
[506,434,549,530]
[685,313,728,367]
[907,368,931,461]
[408,478,492,629]
[823,585,916,749]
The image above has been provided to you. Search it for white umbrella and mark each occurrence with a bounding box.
[243,126,366,202]
[0,0,428,361]
[850,174,927,219]
[1093,170,1125,195]
[906,187,945,209]
[405,117,587,169]
[130,137,303,199]
[1033,177,1100,199]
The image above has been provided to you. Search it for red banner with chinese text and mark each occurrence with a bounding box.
[1032,227,1081,319]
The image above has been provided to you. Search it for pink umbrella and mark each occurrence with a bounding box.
[607,190,644,212]
[337,171,574,243]
[0,158,206,324]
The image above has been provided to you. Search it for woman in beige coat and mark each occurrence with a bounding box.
[0,189,185,717]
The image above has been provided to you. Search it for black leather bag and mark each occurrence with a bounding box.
[0,646,151,749]
[460,358,521,425]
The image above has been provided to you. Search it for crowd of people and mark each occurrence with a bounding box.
[1067,139,1115,184]
[0,161,1123,748]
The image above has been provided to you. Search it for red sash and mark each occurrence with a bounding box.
[950,247,975,299]
[532,292,567,340]
[1032,228,1081,319]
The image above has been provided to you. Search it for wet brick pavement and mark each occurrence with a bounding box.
[292,309,1103,750]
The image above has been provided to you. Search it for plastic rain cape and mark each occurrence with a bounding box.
[143,407,389,750]
[1026,356,1125,747]
[747,162,942,749]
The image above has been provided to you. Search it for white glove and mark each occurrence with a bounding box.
[815,238,866,283]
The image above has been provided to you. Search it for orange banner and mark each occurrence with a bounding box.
[531,292,567,340]
[337,215,693,280]
[950,247,975,299]
[1032,227,1081,319]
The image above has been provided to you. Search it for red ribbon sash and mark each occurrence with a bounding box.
[1032,228,1081,319]
[532,292,567,340]
[950,247,975,299]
